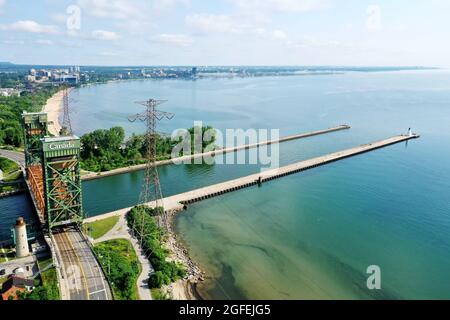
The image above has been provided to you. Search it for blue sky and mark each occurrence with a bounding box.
[0,0,449,66]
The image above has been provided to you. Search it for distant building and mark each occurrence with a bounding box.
[26,75,36,82]
[0,88,20,97]
[1,275,35,300]
[61,75,79,85]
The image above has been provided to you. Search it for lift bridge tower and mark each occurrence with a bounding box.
[22,112,83,232]
[41,136,83,231]
[22,112,48,167]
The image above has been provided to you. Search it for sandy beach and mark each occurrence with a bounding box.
[42,89,72,136]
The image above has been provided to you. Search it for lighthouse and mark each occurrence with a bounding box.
[15,217,30,258]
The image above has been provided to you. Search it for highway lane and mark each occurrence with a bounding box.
[53,231,88,300]
[0,149,25,168]
[67,229,111,300]
[53,228,112,300]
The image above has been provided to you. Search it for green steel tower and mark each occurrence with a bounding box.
[22,112,48,167]
[41,136,84,231]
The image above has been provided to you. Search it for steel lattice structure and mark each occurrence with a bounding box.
[61,86,73,135]
[22,112,48,167]
[128,99,174,230]
[42,137,83,231]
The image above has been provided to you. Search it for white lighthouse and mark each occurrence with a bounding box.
[15,217,30,258]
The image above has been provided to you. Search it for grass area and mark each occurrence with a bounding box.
[38,256,54,270]
[34,256,60,300]
[84,215,120,240]
[0,185,21,194]
[17,256,60,300]
[3,170,23,182]
[0,157,22,183]
[0,157,19,174]
[0,276,8,289]
[0,246,15,263]
[151,288,171,300]
[94,239,141,300]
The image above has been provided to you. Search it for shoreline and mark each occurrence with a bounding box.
[81,125,351,181]
[42,88,73,136]
[162,209,206,300]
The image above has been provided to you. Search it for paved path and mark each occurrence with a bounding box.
[0,255,38,278]
[92,214,153,300]
[0,149,25,168]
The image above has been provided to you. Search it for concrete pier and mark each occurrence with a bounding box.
[81,125,351,181]
[85,133,419,223]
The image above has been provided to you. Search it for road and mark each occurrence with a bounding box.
[53,228,112,300]
[0,149,25,168]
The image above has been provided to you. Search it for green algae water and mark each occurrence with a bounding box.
[1,70,449,299]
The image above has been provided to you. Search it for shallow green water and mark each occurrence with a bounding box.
[76,71,450,299]
[2,70,449,299]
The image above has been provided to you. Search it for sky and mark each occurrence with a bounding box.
[0,0,449,66]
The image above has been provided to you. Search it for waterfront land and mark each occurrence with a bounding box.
[42,88,70,136]
[0,157,23,196]
[84,215,120,240]
[0,86,57,148]
[2,67,450,300]
[94,239,140,300]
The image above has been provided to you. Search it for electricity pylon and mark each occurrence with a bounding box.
[61,86,73,136]
[128,99,174,231]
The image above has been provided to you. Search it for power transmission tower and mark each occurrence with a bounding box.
[128,99,174,230]
[61,86,73,136]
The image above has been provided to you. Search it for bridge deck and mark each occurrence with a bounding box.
[86,134,419,223]
[53,227,112,300]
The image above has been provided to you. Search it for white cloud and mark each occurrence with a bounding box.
[91,30,120,40]
[0,20,58,34]
[35,39,54,45]
[78,0,143,20]
[152,0,190,12]
[0,0,5,8]
[2,39,25,45]
[230,0,328,13]
[287,35,344,49]
[99,51,119,56]
[49,12,67,24]
[186,14,253,34]
[271,30,288,40]
[366,5,382,31]
[152,34,193,47]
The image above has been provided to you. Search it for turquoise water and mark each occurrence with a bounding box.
[79,71,450,299]
[1,70,449,299]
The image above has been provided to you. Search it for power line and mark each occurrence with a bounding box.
[128,99,175,240]
[61,86,73,135]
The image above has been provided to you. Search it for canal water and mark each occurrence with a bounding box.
[0,193,36,242]
[1,70,449,299]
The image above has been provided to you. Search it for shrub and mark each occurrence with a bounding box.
[127,206,186,289]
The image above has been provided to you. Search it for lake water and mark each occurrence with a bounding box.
[1,70,449,299]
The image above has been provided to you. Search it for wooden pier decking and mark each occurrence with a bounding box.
[85,133,419,223]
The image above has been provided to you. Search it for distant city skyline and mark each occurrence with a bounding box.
[1,0,450,67]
